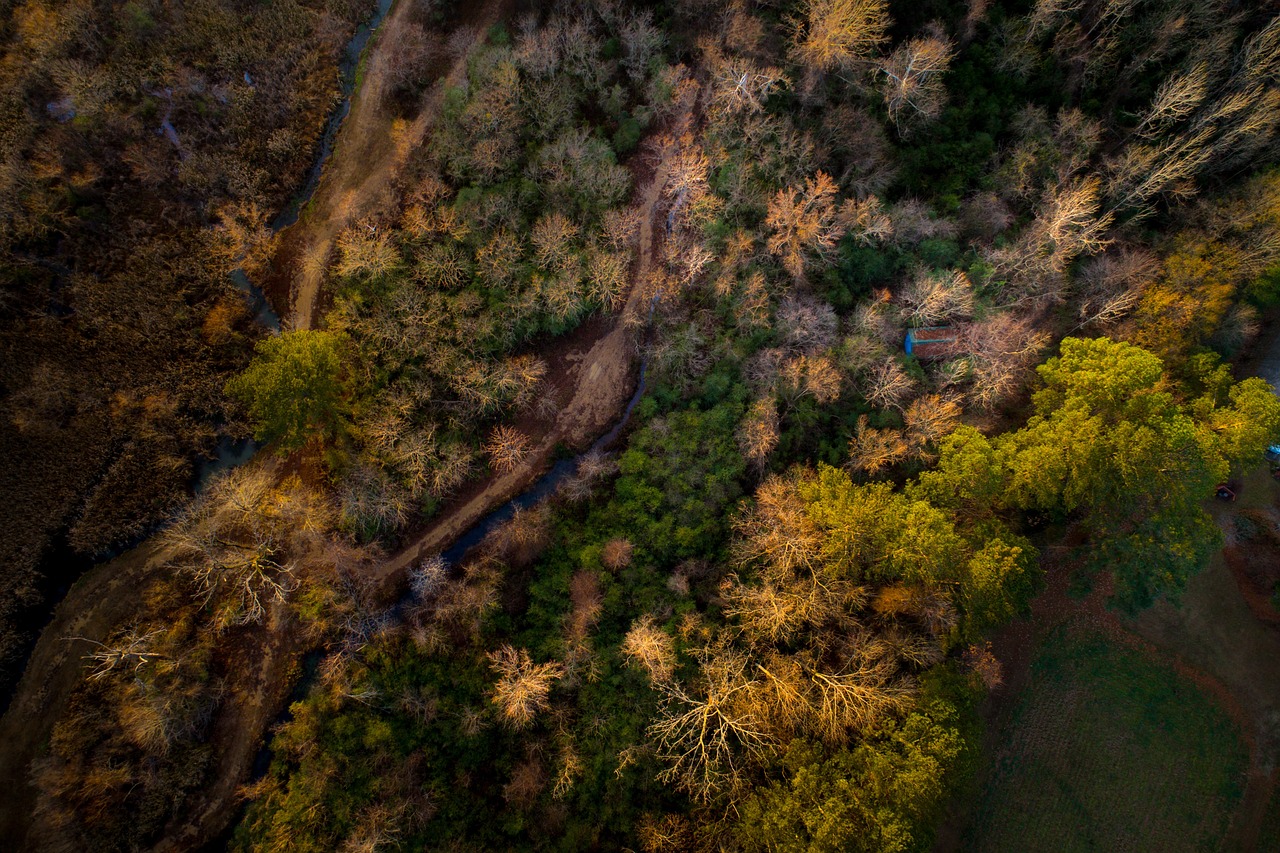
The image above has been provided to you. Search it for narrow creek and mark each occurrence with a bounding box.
[0,0,399,718]
[209,0,396,484]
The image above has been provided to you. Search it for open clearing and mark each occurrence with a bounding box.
[964,627,1248,852]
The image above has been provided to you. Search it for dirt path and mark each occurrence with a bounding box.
[378,102,700,586]
[151,602,304,853]
[0,540,168,845]
[276,0,508,330]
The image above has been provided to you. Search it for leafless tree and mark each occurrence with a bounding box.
[623,615,677,683]
[960,313,1050,410]
[67,629,169,681]
[737,397,781,470]
[484,425,532,475]
[712,56,790,117]
[648,648,774,802]
[904,393,963,458]
[486,645,564,730]
[861,358,916,411]
[1073,247,1159,329]
[732,475,824,575]
[601,538,635,572]
[879,33,955,133]
[847,415,908,475]
[778,294,839,353]
[791,0,890,79]
[409,555,449,602]
[888,197,957,245]
[899,269,974,326]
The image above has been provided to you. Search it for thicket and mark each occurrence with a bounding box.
[0,0,372,695]
[29,464,383,850]
[230,0,1280,847]
[23,0,1280,850]
[310,3,674,539]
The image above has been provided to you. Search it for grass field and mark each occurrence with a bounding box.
[963,628,1248,852]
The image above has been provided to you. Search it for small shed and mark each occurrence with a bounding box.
[905,326,958,361]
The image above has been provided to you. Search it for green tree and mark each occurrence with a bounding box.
[995,337,1278,607]
[226,330,349,451]
[734,698,967,853]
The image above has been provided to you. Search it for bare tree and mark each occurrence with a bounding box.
[1073,247,1159,329]
[861,359,916,411]
[67,628,169,681]
[899,269,974,326]
[904,393,963,458]
[765,171,847,280]
[847,414,908,475]
[792,0,890,79]
[409,555,449,602]
[960,313,1050,410]
[722,575,835,644]
[162,467,313,629]
[737,397,781,470]
[648,649,774,802]
[1135,62,1212,137]
[532,211,580,271]
[732,475,824,575]
[889,197,958,245]
[601,538,635,572]
[486,645,564,730]
[484,425,532,475]
[622,615,677,683]
[879,33,955,133]
[712,56,790,117]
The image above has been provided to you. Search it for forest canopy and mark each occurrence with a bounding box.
[5,0,1280,851]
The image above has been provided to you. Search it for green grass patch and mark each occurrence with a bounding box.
[964,627,1247,852]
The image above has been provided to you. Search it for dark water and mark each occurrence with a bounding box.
[272,0,396,232]
[441,362,649,566]
[227,0,397,331]
[2,0,399,717]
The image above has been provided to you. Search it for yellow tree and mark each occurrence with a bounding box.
[792,0,890,78]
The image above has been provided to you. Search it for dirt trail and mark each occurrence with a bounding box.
[378,104,699,585]
[278,0,507,330]
[151,601,303,853]
[0,540,168,845]
[0,2,511,849]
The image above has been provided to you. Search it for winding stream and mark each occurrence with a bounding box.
[210,0,397,484]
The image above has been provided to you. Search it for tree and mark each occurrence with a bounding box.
[68,628,169,681]
[999,337,1280,607]
[162,467,332,629]
[847,415,908,475]
[649,649,775,802]
[879,34,955,134]
[738,398,781,469]
[484,425,532,474]
[622,615,677,682]
[226,330,348,451]
[792,0,890,78]
[899,269,973,327]
[766,171,845,281]
[486,645,564,730]
[734,700,966,853]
